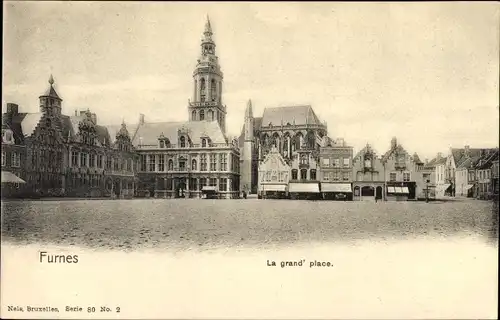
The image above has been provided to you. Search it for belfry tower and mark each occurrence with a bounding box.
[188,16,227,134]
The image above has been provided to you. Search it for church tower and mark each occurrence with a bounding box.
[240,99,255,193]
[188,16,227,134]
[39,74,62,116]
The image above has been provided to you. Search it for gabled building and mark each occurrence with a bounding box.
[380,137,427,201]
[424,152,448,198]
[352,144,384,201]
[2,76,137,198]
[475,149,499,200]
[258,146,290,199]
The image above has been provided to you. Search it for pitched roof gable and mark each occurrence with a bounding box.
[261,105,322,128]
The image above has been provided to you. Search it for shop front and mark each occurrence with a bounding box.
[288,182,321,200]
[321,183,352,201]
[261,183,288,199]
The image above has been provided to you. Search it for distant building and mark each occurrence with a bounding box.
[239,101,329,198]
[424,152,448,198]
[319,138,353,200]
[475,149,499,200]
[380,137,427,201]
[257,146,290,199]
[352,144,385,201]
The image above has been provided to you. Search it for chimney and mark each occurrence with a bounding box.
[91,113,97,124]
[391,137,397,149]
[425,158,429,164]
[74,109,78,116]
[139,113,145,125]
[80,110,86,116]
[437,152,443,159]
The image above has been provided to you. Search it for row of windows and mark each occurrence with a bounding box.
[324,171,350,181]
[322,157,350,167]
[1,151,21,167]
[71,151,133,171]
[139,154,230,172]
[155,177,230,192]
[261,171,288,183]
[389,172,411,182]
[291,169,317,181]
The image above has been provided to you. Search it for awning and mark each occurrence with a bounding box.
[1,171,26,184]
[289,183,320,193]
[436,184,451,192]
[394,186,403,193]
[401,187,409,194]
[465,184,474,190]
[321,183,352,193]
[201,186,217,192]
[263,184,287,192]
[387,186,395,193]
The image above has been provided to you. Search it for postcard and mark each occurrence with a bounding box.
[1,2,499,319]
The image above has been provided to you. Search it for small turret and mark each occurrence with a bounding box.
[39,74,63,115]
[244,99,254,141]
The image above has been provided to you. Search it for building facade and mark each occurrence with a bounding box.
[352,144,385,201]
[133,17,240,199]
[2,77,138,198]
[258,146,290,198]
[319,138,353,200]
[239,101,329,198]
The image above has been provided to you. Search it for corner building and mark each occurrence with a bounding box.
[133,17,240,199]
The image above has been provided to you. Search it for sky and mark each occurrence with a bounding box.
[3,2,499,160]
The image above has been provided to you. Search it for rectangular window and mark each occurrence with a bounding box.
[390,172,397,182]
[106,156,112,170]
[209,178,217,186]
[322,158,330,166]
[220,154,227,171]
[1,151,5,167]
[219,178,227,191]
[291,170,298,180]
[159,155,165,172]
[343,158,349,167]
[80,152,87,167]
[179,161,186,171]
[72,151,78,167]
[334,159,340,167]
[403,172,411,182]
[200,154,207,171]
[323,172,329,181]
[200,178,207,187]
[11,152,20,167]
[114,158,119,171]
[148,154,156,172]
[310,169,317,180]
[90,154,96,168]
[97,155,103,168]
[210,154,217,171]
[343,171,349,181]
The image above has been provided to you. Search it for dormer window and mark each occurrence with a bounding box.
[2,129,14,144]
[180,136,186,148]
[160,140,165,148]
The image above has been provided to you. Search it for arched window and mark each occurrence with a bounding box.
[211,79,217,101]
[159,140,165,148]
[202,139,207,148]
[168,159,174,171]
[192,110,196,121]
[200,78,206,102]
[300,169,308,180]
[200,110,205,121]
[209,110,214,121]
[180,136,186,148]
[291,169,298,180]
[293,133,302,151]
[310,169,317,180]
[191,159,197,170]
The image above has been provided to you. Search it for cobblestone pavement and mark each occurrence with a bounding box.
[1,198,497,251]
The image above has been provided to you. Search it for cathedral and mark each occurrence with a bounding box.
[238,99,332,196]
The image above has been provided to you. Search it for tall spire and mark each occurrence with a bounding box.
[245,99,253,119]
[204,15,212,35]
[48,74,54,86]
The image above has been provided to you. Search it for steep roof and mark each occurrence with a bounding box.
[261,105,322,128]
[424,156,447,168]
[354,144,379,162]
[131,120,227,147]
[381,144,408,162]
[412,153,423,164]
[475,150,499,170]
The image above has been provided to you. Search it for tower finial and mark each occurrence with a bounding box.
[49,74,54,85]
[204,15,212,35]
